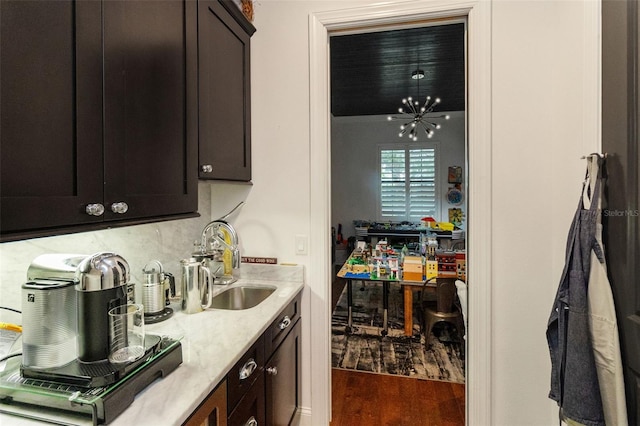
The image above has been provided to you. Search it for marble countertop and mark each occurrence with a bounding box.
[0,264,305,426]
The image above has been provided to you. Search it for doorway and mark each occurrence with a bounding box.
[308,2,493,424]
[329,20,467,423]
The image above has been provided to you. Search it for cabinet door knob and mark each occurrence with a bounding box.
[201,164,213,173]
[244,416,258,426]
[85,203,105,216]
[266,366,278,376]
[111,202,129,214]
[279,316,291,330]
[239,358,257,380]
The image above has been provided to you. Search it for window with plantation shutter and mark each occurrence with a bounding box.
[379,145,437,221]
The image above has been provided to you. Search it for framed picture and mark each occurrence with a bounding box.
[448,166,463,184]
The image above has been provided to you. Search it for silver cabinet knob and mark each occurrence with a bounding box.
[85,203,105,216]
[266,366,278,375]
[201,164,213,173]
[110,202,129,214]
[245,416,258,426]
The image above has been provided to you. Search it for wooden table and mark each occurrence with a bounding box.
[336,250,435,336]
[401,280,436,336]
[337,272,397,336]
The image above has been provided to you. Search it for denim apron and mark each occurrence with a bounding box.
[547,156,605,426]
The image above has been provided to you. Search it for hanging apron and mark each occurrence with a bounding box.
[547,155,605,426]
[584,156,628,426]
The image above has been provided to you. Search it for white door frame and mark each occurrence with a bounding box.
[309,1,493,424]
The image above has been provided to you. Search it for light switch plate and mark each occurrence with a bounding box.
[295,234,308,255]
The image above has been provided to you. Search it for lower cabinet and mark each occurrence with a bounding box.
[184,380,228,426]
[228,373,265,426]
[265,319,301,425]
[185,291,302,426]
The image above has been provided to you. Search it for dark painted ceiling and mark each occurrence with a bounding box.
[330,23,465,117]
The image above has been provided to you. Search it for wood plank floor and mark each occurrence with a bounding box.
[331,368,465,426]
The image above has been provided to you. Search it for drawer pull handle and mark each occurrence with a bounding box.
[201,164,213,173]
[245,416,258,426]
[266,366,278,376]
[279,316,291,330]
[239,359,257,380]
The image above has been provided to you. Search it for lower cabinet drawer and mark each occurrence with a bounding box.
[228,373,265,426]
[264,292,301,358]
[227,334,265,412]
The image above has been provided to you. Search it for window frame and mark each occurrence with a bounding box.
[377,142,440,222]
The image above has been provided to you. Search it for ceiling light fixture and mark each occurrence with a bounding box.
[411,69,425,79]
[387,70,450,141]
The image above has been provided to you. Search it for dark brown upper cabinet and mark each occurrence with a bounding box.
[0,0,198,241]
[198,0,255,182]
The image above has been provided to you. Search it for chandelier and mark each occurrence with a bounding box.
[387,69,450,141]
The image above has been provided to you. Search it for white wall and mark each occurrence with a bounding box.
[331,112,466,237]
[0,0,601,424]
[490,1,599,423]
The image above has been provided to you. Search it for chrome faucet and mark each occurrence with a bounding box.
[197,202,244,284]
[200,220,241,269]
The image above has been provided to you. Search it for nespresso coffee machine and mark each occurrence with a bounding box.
[0,253,183,424]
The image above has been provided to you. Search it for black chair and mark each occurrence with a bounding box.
[421,277,465,352]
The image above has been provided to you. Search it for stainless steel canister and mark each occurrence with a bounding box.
[21,279,77,369]
[142,260,165,314]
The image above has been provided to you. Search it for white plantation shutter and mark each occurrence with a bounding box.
[380,149,406,217]
[379,146,437,221]
[408,148,436,219]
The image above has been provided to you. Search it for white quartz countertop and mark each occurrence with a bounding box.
[0,264,305,426]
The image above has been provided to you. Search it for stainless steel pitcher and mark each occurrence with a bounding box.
[180,258,213,314]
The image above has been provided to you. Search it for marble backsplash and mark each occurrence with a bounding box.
[0,183,214,323]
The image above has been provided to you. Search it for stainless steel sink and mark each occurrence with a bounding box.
[211,285,276,310]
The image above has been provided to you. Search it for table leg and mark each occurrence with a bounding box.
[346,279,353,333]
[382,281,389,336]
[403,285,413,336]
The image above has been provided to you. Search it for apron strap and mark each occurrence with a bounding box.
[582,154,603,211]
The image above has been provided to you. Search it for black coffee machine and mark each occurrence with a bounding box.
[75,252,129,362]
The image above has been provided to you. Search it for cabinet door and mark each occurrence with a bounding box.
[102,0,198,220]
[265,319,301,426]
[0,0,103,234]
[197,0,254,181]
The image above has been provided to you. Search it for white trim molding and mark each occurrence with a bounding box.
[309,1,493,425]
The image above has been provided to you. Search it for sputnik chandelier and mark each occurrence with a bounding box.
[387,69,450,141]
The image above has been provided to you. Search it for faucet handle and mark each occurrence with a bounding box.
[232,247,241,269]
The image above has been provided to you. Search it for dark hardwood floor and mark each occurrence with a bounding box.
[331,264,465,425]
[331,368,465,426]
